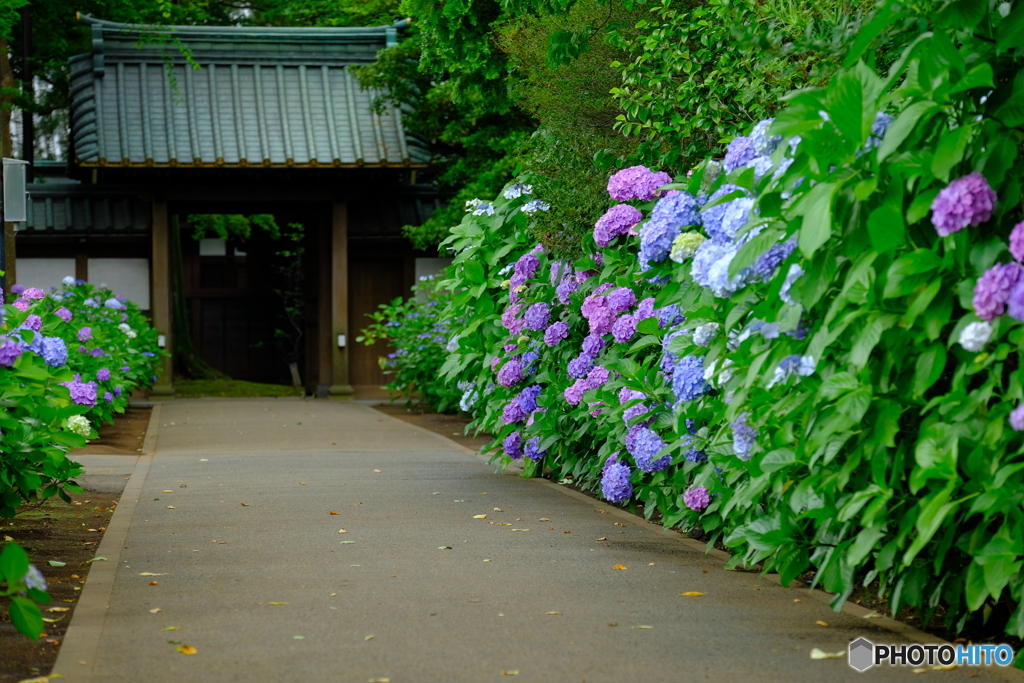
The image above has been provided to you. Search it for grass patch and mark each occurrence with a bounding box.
[175,379,304,398]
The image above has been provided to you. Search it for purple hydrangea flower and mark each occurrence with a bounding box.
[606,288,637,315]
[141,352,156,357]
[594,204,643,248]
[1009,279,1024,322]
[104,392,114,403]
[607,165,672,202]
[10,284,23,294]
[514,249,542,281]
[625,425,671,472]
[619,387,650,425]
[524,437,546,462]
[78,327,92,342]
[0,338,21,367]
[683,486,711,511]
[24,314,42,331]
[555,275,578,304]
[503,431,524,459]
[651,190,701,228]
[931,171,997,236]
[611,314,637,344]
[1011,405,1024,431]
[724,136,757,172]
[582,333,606,359]
[90,348,105,358]
[501,304,525,335]
[732,412,757,461]
[672,355,709,403]
[601,453,632,503]
[62,378,98,407]
[1011,222,1024,264]
[104,297,125,310]
[120,365,130,372]
[568,353,593,379]
[564,379,587,405]
[521,351,540,374]
[683,445,707,463]
[12,299,30,311]
[114,386,123,397]
[636,298,655,321]
[656,304,684,328]
[54,307,72,322]
[518,384,542,413]
[974,262,1022,321]
[543,321,570,347]
[502,399,528,424]
[497,360,524,388]
[751,237,798,282]
[41,337,68,368]
[523,303,551,331]
[585,365,610,391]
[23,287,45,300]
[96,368,111,381]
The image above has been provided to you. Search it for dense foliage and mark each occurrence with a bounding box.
[370,0,1024,644]
[357,276,461,411]
[0,278,161,638]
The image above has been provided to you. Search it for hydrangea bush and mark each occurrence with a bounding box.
[357,276,461,412]
[429,0,1024,640]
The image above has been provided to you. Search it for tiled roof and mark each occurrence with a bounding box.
[70,15,429,169]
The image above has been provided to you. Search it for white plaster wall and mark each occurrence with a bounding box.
[88,258,151,309]
[16,258,76,292]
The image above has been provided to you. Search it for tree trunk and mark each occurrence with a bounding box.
[288,361,302,388]
[170,215,228,380]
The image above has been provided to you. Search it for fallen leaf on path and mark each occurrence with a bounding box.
[268,602,288,605]
[499,523,511,526]
[364,635,374,641]
[42,617,65,624]
[340,541,355,544]
[176,645,197,655]
[702,569,709,573]
[45,607,69,613]
[139,573,166,577]
[48,561,66,567]
[500,671,519,676]
[86,557,106,563]
[473,515,487,519]
[240,503,248,506]
[614,523,626,527]
[368,679,390,683]
[483,559,491,562]
[438,546,453,550]
[679,592,704,597]
[563,530,571,534]
[912,669,928,674]
[810,649,844,660]
[931,664,958,671]
[338,529,348,533]
[149,581,159,586]
[166,506,175,510]
[632,625,654,629]
[607,622,617,627]
[546,611,561,615]
[594,508,608,513]
[862,611,882,619]
[17,676,50,682]
[612,564,627,570]
[493,508,503,512]
[148,608,162,613]
[162,626,179,631]
[596,537,607,541]
[793,599,802,603]
[373,470,381,473]
[648,563,656,566]
[162,490,173,493]
[3,535,12,541]
[329,512,339,515]
[300,483,307,485]
[511,529,530,532]
[815,621,829,626]
[539,518,550,522]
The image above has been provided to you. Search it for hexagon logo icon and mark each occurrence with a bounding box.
[849,637,875,672]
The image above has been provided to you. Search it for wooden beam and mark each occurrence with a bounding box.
[317,210,332,393]
[329,200,353,397]
[3,222,15,292]
[149,198,174,397]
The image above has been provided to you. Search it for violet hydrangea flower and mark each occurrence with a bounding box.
[625,425,671,472]
[55,307,72,322]
[611,314,637,344]
[606,287,636,315]
[974,262,1022,321]
[601,453,632,503]
[503,431,524,459]
[567,353,594,379]
[524,437,546,462]
[24,314,42,331]
[607,165,672,202]
[23,287,45,300]
[672,355,709,404]
[78,327,92,342]
[523,303,550,331]
[931,171,997,236]
[501,304,525,335]
[502,399,528,425]
[0,337,21,367]
[724,136,757,172]
[732,413,757,461]
[1012,222,1024,263]
[1010,405,1024,431]
[683,486,711,512]
[497,360,524,388]
[543,321,569,347]
[594,204,643,248]
[62,377,98,407]
[582,333,606,359]
[96,367,111,381]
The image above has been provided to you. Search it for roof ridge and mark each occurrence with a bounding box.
[77,13,396,37]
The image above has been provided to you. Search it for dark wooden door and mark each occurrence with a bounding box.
[349,258,406,387]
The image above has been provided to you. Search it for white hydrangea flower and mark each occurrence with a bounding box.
[959,321,993,352]
[502,183,532,200]
[118,323,132,334]
[693,322,720,347]
[62,275,76,286]
[67,415,91,437]
[780,263,804,306]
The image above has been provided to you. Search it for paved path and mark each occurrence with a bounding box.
[53,399,1017,682]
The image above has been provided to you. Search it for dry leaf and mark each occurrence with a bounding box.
[594,508,608,513]
[3,535,12,541]
[702,569,709,573]
[149,581,159,586]
[139,573,166,577]
[240,503,248,506]
[373,469,381,473]
[815,620,829,627]
[329,512,339,515]
[793,599,802,603]
[596,537,607,541]
[648,563,656,566]
[368,679,390,683]
[512,529,530,532]
[614,523,626,527]
[607,622,617,627]
[679,592,704,597]
[148,608,162,613]
[176,645,197,655]
[300,483,307,485]
[499,523,511,526]
[162,626,179,631]
[563,530,571,534]
[364,635,374,641]
[338,529,348,533]
[546,611,562,615]
[932,664,958,671]
[912,668,928,674]
[46,607,69,613]
[810,648,844,660]
[612,564,627,570]
[473,515,487,519]
[500,671,519,676]
[166,506,175,509]
[862,611,882,618]
[632,625,654,629]
[493,508,503,512]
[268,602,287,605]
[539,518,550,522]
[18,676,50,683]
[162,490,173,493]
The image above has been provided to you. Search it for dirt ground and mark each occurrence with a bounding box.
[0,408,151,683]
[371,403,495,454]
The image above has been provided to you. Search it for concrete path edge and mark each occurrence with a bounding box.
[51,404,162,681]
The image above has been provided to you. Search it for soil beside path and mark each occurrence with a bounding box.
[48,399,1019,683]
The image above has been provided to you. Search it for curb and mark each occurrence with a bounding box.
[50,404,162,682]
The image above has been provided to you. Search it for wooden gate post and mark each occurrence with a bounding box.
[329,200,353,397]
[150,197,174,397]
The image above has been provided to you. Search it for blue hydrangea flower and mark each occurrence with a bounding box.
[750,118,781,155]
[672,355,709,404]
[503,431,523,459]
[519,384,542,413]
[568,353,594,379]
[650,190,701,228]
[751,237,798,282]
[724,136,757,172]
[731,413,757,461]
[625,425,672,473]
[639,216,682,268]
[524,437,546,462]
[700,185,745,241]
[41,336,68,368]
[601,453,632,503]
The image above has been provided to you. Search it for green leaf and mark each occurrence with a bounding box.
[912,344,947,397]
[636,317,660,335]
[931,125,973,182]
[867,203,904,253]
[795,182,837,257]
[849,315,897,368]
[998,1,1024,51]
[463,260,485,284]
[935,0,987,30]
[877,101,938,163]
[903,483,956,566]
[9,597,43,640]
[883,250,942,298]
[995,90,1024,128]
[729,228,785,278]
[0,542,29,583]
[758,448,796,473]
